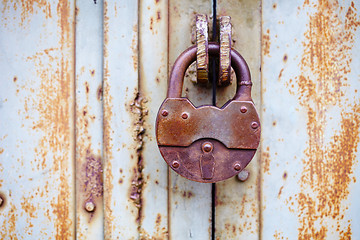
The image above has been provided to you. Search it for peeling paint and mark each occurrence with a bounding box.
[129,93,146,224]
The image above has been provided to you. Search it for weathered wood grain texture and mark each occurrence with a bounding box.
[0,1,76,239]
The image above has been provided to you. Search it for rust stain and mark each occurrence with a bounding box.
[82,150,103,212]
[85,81,89,94]
[182,191,194,198]
[274,230,287,240]
[129,94,146,224]
[97,85,102,101]
[150,17,154,31]
[262,146,271,174]
[283,54,288,63]
[103,0,115,236]
[131,24,138,71]
[278,68,284,81]
[139,213,168,240]
[22,0,75,238]
[277,186,284,199]
[283,172,287,180]
[0,201,17,239]
[2,0,52,26]
[287,1,360,239]
[262,29,271,57]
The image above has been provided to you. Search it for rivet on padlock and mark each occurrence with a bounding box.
[156,43,260,183]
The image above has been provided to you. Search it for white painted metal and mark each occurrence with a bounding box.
[168,1,214,239]
[261,0,360,239]
[139,0,169,239]
[75,1,104,239]
[215,1,262,239]
[102,0,141,239]
[2,1,359,239]
[0,1,76,239]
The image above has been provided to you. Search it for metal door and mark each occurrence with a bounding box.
[0,0,359,239]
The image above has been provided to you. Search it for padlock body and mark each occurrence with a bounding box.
[156,98,260,183]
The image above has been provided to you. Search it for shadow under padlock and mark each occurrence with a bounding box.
[156,43,260,183]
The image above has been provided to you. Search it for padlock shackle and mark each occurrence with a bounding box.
[167,42,252,101]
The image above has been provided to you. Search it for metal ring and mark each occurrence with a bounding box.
[196,14,209,84]
[167,43,252,101]
[219,16,231,87]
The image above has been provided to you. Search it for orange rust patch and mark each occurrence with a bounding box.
[278,68,284,81]
[262,146,271,174]
[97,85,102,101]
[287,1,360,239]
[283,54,288,63]
[1,0,52,26]
[103,1,115,235]
[277,186,284,199]
[262,29,271,57]
[0,201,17,239]
[131,25,138,71]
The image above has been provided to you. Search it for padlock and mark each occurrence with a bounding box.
[156,43,260,183]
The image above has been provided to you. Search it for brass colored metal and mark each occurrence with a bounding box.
[196,14,209,84]
[156,42,260,183]
[219,16,232,86]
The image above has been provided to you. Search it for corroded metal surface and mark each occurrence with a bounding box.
[157,42,260,183]
[215,1,262,239]
[75,1,104,239]
[219,16,231,86]
[160,139,256,183]
[138,0,169,238]
[157,99,260,149]
[262,0,360,239]
[0,0,75,239]
[168,1,213,238]
[103,0,140,239]
[167,43,252,100]
[196,14,209,84]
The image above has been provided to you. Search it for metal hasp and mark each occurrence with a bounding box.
[156,43,260,183]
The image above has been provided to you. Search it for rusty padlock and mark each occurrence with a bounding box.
[156,43,260,183]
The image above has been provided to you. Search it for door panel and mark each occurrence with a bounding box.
[261,0,360,239]
[75,1,104,239]
[102,1,140,239]
[1,0,360,239]
[0,1,76,239]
